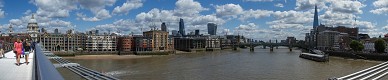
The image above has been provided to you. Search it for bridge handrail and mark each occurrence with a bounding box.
[33,43,64,80]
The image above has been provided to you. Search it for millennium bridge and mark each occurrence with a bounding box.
[0,43,119,80]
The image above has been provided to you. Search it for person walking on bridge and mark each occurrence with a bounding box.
[23,39,31,65]
[0,40,4,58]
[14,38,23,66]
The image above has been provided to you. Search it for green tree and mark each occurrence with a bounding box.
[374,39,386,53]
[350,40,364,51]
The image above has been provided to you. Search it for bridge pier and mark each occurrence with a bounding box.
[270,47,274,52]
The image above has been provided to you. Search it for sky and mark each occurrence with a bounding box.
[0,0,387,41]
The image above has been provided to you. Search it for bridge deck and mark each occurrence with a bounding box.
[0,51,34,80]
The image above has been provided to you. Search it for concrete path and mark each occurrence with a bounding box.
[0,51,34,80]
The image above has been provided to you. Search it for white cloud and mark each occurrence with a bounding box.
[274,3,284,7]
[24,10,32,15]
[112,0,143,15]
[77,9,112,22]
[0,9,4,18]
[32,0,77,18]
[76,0,116,21]
[270,10,313,25]
[215,4,243,18]
[371,0,388,14]
[104,0,226,35]
[236,23,258,31]
[6,13,76,33]
[239,9,273,21]
[0,1,5,18]
[328,0,365,14]
[319,10,375,31]
[174,0,208,17]
[31,0,116,21]
[9,19,23,26]
[93,19,141,34]
[295,0,327,10]
[191,14,225,26]
[78,0,116,12]
[383,25,388,30]
[370,8,388,14]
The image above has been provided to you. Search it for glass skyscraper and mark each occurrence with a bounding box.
[207,23,217,35]
[179,18,185,36]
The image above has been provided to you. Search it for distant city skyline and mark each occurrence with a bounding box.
[0,0,388,41]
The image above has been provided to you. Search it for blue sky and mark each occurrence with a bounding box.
[0,0,388,41]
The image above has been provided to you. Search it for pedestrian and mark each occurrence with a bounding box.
[0,40,4,58]
[23,39,31,65]
[14,38,23,66]
[31,40,35,53]
[21,39,24,58]
[13,40,17,57]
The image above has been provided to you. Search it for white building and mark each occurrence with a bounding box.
[86,34,117,51]
[205,35,221,49]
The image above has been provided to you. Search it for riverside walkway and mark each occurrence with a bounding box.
[0,51,34,80]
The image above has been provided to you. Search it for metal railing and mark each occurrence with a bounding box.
[330,61,388,80]
[33,43,65,80]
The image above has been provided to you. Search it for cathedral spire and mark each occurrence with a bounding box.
[313,4,319,28]
[31,14,34,19]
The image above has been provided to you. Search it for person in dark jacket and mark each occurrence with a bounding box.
[23,39,31,65]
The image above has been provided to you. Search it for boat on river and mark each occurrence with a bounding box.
[299,50,329,62]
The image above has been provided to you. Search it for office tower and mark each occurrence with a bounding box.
[207,23,217,35]
[195,29,199,36]
[161,22,167,32]
[179,18,185,36]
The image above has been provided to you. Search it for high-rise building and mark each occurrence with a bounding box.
[207,23,217,35]
[286,37,296,44]
[54,28,59,34]
[27,14,40,41]
[172,30,179,36]
[179,18,185,36]
[161,22,167,32]
[95,30,99,35]
[313,5,319,28]
[195,29,200,36]
[306,5,320,48]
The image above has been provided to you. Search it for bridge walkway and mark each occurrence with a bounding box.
[0,51,34,80]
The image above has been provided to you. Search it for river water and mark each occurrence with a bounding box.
[58,47,385,80]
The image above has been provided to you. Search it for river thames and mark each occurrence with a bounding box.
[58,47,386,80]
